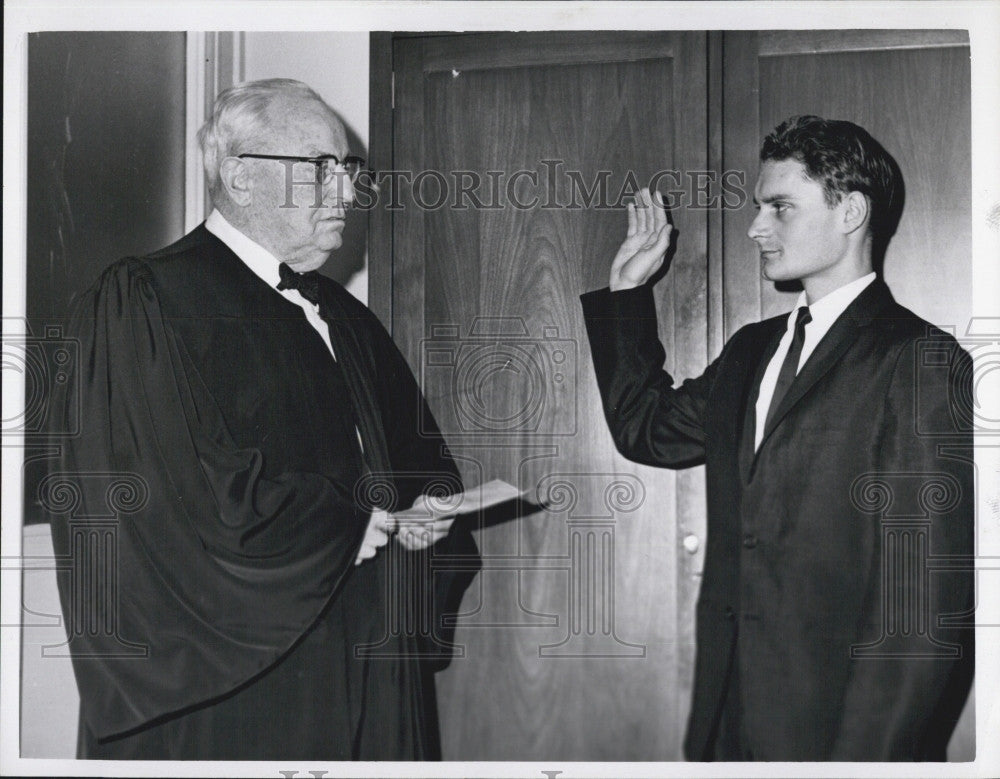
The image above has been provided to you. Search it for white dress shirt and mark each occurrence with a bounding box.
[754,272,876,450]
[205,209,337,361]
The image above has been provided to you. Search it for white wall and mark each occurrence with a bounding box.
[243,32,371,303]
[20,525,78,757]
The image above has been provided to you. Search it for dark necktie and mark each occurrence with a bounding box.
[764,305,812,433]
[276,262,321,306]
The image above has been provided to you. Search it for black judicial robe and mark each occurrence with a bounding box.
[48,225,479,759]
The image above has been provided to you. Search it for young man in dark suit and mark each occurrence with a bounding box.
[49,78,478,760]
[581,116,974,761]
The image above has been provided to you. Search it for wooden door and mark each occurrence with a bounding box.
[719,29,974,760]
[385,32,709,760]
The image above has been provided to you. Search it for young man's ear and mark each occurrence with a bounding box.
[841,190,870,235]
[219,157,252,206]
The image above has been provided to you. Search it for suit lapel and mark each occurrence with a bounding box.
[757,278,895,450]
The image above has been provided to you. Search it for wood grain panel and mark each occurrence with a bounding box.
[667,30,709,745]
[391,38,427,368]
[421,31,676,73]
[392,32,708,760]
[721,32,764,334]
[368,32,393,329]
[706,31,725,360]
[759,28,969,57]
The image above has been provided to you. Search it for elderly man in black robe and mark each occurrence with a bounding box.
[48,78,479,760]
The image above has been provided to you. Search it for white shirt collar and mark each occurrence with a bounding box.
[204,209,339,360]
[787,272,877,334]
[755,271,877,451]
[204,209,284,290]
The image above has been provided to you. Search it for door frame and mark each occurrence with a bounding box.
[184,31,245,232]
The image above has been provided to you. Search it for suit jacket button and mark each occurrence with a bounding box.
[743,533,758,549]
[724,605,736,621]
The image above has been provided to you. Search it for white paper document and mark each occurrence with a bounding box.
[394,479,524,519]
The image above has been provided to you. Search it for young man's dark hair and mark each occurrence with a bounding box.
[761,114,905,273]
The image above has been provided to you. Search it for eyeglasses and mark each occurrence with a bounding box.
[236,153,367,185]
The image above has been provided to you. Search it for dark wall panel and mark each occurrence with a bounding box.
[24,31,187,523]
[27,31,187,318]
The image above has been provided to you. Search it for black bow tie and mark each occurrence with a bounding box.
[276,262,321,306]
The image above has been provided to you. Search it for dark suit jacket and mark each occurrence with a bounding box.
[50,225,479,750]
[581,278,974,761]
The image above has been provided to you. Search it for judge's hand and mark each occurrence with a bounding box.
[355,509,393,565]
[609,188,673,291]
[391,493,458,552]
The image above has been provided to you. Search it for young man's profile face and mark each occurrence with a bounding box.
[747,158,851,290]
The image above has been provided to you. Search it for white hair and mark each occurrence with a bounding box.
[196,78,332,202]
